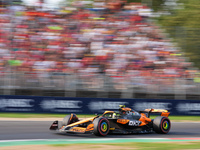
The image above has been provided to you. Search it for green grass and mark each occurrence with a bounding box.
[50,141,200,150]
[112,142,200,150]
[151,115,200,122]
[117,142,200,150]
[0,113,200,122]
[168,116,200,122]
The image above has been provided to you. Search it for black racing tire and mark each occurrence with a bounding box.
[62,114,78,126]
[153,116,171,134]
[62,115,71,126]
[93,117,110,136]
[58,121,63,129]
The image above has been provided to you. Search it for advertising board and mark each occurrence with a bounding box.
[0,95,200,115]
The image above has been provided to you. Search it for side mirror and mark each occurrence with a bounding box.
[95,113,99,116]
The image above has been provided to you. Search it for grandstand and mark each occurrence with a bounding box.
[0,0,199,100]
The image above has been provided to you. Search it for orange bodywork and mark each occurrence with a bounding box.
[86,124,94,131]
[69,113,73,121]
[161,112,170,117]
[144,109,170,117]
[69,127,86,133]
[67,117,95,127]
[139,113,152,126]
[121,107,132,111]
[117,119,130,124]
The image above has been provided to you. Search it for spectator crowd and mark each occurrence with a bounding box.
[0,0,198,93]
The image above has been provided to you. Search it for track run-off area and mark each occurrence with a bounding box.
[1,138,200,147]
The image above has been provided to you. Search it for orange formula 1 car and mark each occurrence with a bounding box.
[50,105,171,136]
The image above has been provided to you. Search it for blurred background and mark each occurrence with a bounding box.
[0,0,200,100]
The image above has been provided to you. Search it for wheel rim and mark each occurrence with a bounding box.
[101,122,108,132]
[162,120,170,131]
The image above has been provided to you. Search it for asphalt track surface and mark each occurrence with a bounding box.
[0,121,200,140]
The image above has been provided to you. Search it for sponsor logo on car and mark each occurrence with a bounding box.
[128,121,141,126]
[70,127,86,132]
[117,119,129,124]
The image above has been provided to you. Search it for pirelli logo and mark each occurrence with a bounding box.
[117,119,129,124]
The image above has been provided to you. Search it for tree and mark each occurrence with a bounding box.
[127,0,165,11]
[157,0,200,68]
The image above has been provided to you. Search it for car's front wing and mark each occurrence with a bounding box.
[50,120,94,134]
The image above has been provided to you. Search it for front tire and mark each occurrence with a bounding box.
[153,116,171,134]
[93,117,110,136]
[63,114,78,126]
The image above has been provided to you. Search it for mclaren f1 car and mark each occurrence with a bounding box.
[49,105,171,136]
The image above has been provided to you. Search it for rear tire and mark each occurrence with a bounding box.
[93,117,110,136]
[153,116,171,134]
[63,114,79,126]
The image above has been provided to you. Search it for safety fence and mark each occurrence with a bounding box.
[0,71,199,99]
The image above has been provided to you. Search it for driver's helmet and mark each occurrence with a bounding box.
[119,105,132,115]
[126,111,135,115]
[112,112,116,118]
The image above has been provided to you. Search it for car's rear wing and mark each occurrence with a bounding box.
[140,109,170,117]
